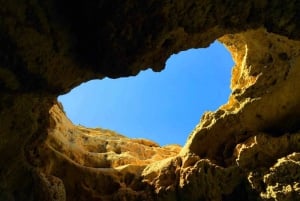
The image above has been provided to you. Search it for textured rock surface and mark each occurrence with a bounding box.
[37,103,180,201]
[1,1,300,201]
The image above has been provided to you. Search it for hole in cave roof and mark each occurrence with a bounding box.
[58,40,234,146]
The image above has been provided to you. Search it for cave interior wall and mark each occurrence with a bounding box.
[0,0,300,201]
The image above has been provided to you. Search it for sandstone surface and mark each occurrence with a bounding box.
[36,103,180,201]
[1,1,300,201]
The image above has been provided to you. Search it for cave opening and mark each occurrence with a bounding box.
[58,40,234,146]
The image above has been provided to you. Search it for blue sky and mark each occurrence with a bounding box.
[58,41,234,146]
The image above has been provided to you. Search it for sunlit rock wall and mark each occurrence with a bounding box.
[1,1,300,201]
[36,103,180,200]
[143,28,300,201]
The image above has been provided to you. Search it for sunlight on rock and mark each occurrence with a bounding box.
[58,40,233,146]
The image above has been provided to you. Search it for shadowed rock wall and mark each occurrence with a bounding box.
[1,1,300,201]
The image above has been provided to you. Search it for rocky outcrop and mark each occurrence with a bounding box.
[1,1,300,201]
[35,103,180,201]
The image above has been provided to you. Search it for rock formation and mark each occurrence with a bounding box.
[1,1,300,201]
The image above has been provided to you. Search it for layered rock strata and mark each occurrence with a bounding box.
[1,1,300,201]
[36,103,180,201]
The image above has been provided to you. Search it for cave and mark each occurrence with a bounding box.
[1,1,300,201]
[57,40,233,146]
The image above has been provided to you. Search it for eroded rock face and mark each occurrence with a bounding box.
[1,1,300,201]
[36,103,180,201]
[183,28,300,164]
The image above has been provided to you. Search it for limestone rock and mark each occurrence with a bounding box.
[182,28,300,165]
[1,1,300,200]
[262,153,300,201]
[35,172,66,201]
[47,104,181,168]
[38,103,181,200]
[249,153,300,201]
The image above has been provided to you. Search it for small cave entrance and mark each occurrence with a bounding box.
[58,40,234,146]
